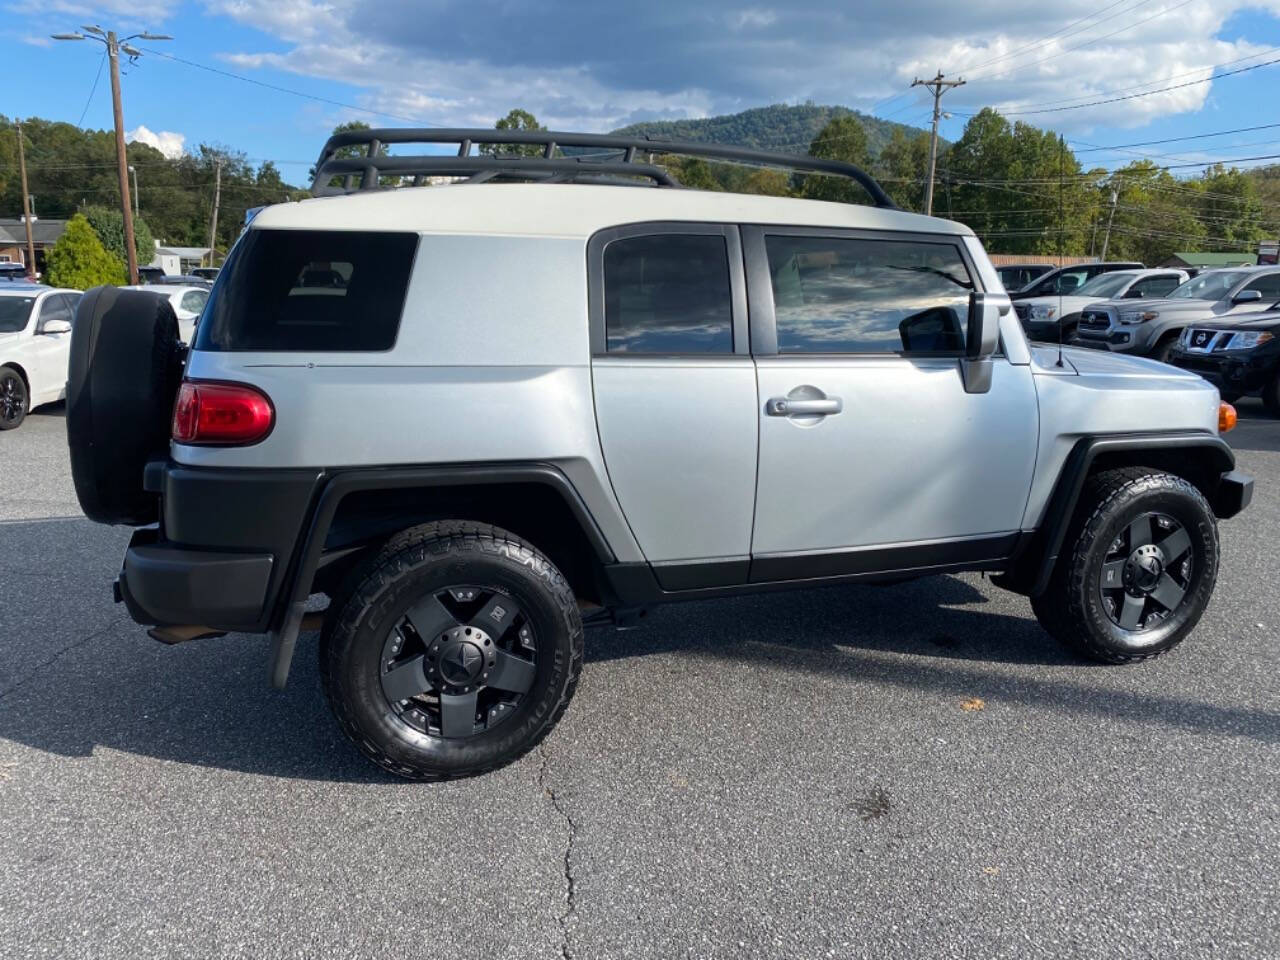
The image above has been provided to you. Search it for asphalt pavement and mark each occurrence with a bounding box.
[1,403,1277,959]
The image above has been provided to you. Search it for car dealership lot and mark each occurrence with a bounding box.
[1,405,1278,959]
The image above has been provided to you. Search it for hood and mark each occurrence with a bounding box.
[1181,311,1280,332]
[1030,343,1200,380]
[0,329,17,345]
[1088,296,1204,315]
[1020,295,1099,314]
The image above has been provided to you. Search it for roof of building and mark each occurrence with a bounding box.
[157,245,213,259]
[1166,252,1259,267]
[0,218,67,246]
[252,183,975,240]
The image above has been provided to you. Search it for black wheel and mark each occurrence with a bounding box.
[1151,335,1178,364]
[1031,468,1218,664]
[320,521,583,780]
[0,366,27,430]
[1263,372,1280,418]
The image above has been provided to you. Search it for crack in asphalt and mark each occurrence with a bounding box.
[538,741,578,960]
[0,621,122,700]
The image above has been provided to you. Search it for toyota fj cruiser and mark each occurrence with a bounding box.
[65,129,1254,780]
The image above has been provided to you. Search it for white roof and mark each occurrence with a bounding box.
[250,182,975,239]
[157,246,212,258]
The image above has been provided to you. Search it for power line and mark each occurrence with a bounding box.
[964,0,1195,85]
[1073,121,1280,153]
[991,53,1280,115]
[139,47,440,127]
[76,50,107,129]
[961,0,1152,80]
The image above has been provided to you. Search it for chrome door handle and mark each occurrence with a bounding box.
[766,396,843,416]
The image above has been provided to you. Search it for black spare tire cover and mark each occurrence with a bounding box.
[67,286,184,525]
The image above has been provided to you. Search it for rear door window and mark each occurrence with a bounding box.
[195,229,418,351]
[602,234,734,353]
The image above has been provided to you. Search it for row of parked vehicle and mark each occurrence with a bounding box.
[1000,260,1280,416]
[0,280,208,430]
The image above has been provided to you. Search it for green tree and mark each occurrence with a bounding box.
[1100,161,1206,263]
[45,214,124,289]
[656,154,722,191]
[801,115,873,204]
[739,168,792,197]
[483,109,546,157]
[1195,164,1264,251]
[876,128,931,211]
[81,206,154,271]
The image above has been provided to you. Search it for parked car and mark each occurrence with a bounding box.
[0,263,31,282]
[1076,266,1280,361]
[996,262,1054,291]
[1019,269,1188,342]
[137,265,167,284]
[189,266,220,282]
[1009,261,1144,303]
[0,285,81,429]
[1169,310,1280,414]
[155,274,212,289]
[120,284,210,343]
[64,128,1252,781]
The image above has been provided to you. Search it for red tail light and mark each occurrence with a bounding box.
[172,380,274,445]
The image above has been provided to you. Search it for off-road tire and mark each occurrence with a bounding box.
[320,521,584,780]
[1031,468,1218,664]
[0,366,28,430]
[1263,372,1280,418]
[1151,334,1179,364]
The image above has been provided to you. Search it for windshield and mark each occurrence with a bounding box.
[1169,271,1247,300]
[1074,272,1135,298]
[0,296,35,333]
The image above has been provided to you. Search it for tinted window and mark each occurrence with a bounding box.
[0,296,34,332]
[180,290,208,313]
[1075,272,1134,298]
[603,234,733,353]
[1243,272,1280,299]
[1131,275,1180,298]
[1169,271,1247,300]
[195,229,418,352]
[766,235,972,354]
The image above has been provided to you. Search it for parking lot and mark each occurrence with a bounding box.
[1,403,1277,959]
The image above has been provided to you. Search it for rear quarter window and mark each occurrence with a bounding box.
[195,229,418,351]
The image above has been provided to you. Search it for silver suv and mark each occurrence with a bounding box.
[64,129,1254,780]
[1076,266,1280,361]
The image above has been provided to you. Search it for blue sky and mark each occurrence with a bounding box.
[10,1,1280,188]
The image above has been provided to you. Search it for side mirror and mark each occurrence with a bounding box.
[39,318,72,335]
[966,292,1007,359]
[1233,289,1263,304]
[962,292,1008,395]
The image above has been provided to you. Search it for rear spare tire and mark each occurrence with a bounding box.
[67,286,184,525]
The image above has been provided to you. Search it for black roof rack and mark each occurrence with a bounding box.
[309,127,897,208]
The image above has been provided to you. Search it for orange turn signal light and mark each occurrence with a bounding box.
[1219,402,1237,433]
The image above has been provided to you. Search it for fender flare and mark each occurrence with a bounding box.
[266,461,614,688]
[1004,432,1235,597]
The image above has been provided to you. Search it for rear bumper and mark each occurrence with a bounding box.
[117,528,274,629]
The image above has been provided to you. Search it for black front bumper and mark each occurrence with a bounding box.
[1169,349,1274,395]
[1214,470,1254,519]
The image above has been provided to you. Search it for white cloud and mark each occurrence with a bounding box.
[203,1,1280,138]
[127,124,186,158]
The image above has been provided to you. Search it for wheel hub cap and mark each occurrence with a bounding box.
[1125,544,1165,594]
[438,638,486,686]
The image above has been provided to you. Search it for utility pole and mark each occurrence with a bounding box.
[16,120,36,280]
[207,159,222,266]
[52,26,172,284]
[911,70,965,216]
[1100,189,1119,260]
